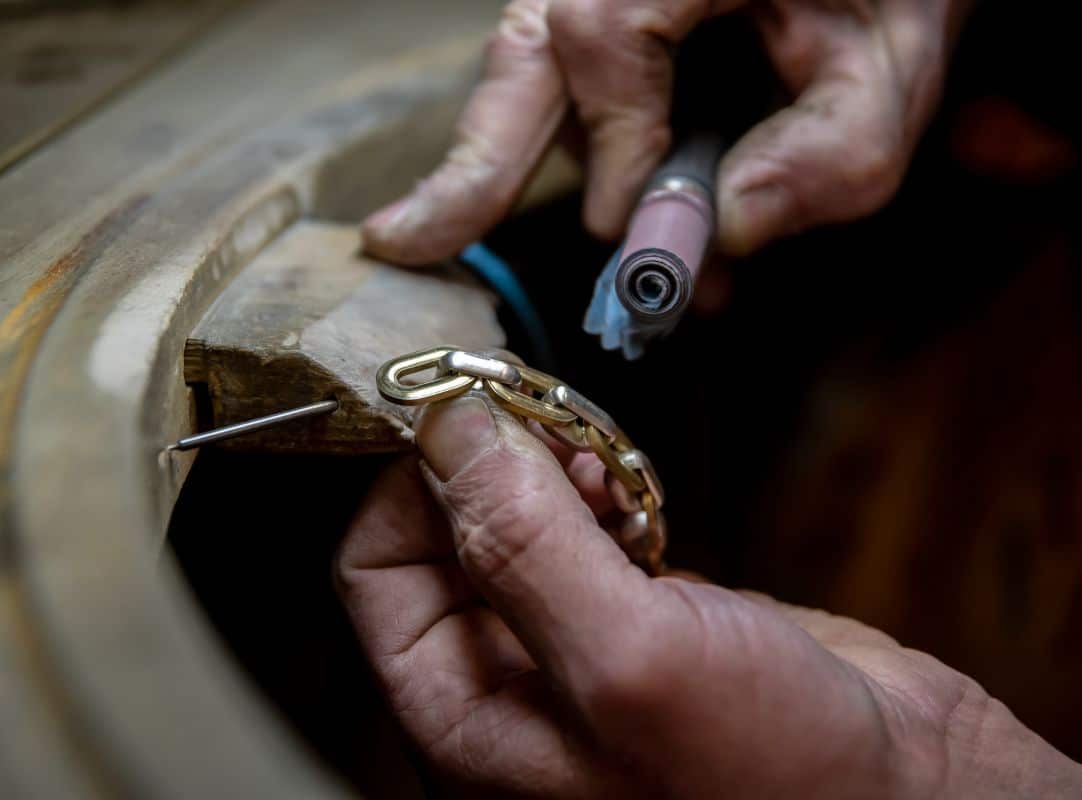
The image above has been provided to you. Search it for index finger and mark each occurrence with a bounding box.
[361,0,567,265]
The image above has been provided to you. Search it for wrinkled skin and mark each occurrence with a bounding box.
[336,396,1081,798]
[361,0,979,264]
[345,3,1081,794]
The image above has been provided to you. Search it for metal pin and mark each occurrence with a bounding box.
[167,399,338,452]
[437,350,522,386]
[543,384,617,440]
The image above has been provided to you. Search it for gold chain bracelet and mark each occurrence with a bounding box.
[377,347,667,575]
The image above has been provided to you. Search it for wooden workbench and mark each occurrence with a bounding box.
[0,2,581,796]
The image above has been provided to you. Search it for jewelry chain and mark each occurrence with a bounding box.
[377,347,667,574]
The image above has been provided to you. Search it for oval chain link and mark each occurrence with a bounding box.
[484,365,577,426]
[378,346,667,574]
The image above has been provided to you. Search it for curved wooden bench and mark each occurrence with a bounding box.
[0,1,577,794]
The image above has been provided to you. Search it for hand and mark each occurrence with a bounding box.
[360,0,978,264]
[336,395,1081,797]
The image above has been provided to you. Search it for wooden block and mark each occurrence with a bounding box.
[186,220,505,454]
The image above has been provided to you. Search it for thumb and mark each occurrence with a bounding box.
[414,394,652,692]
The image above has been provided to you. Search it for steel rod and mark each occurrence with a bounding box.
[167,399,338,451]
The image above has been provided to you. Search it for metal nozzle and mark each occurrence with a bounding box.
[614,247,692,324]
[584,131,726,359]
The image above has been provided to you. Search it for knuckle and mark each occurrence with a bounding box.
[456,505,533,582]
[332,519,383,598]
[840,125,907,207]
[623,4,685,41]
[587,106,670,149]
[331,540,359,598]
[332,529,362,578]
[548,0,680,45]
[488,0,552,63]
[448,450,555,581]
[427,128,513,216]
[387,668,461,742]
[640,117,671,157]
[548,0,672,102]
[446,126,505,179]
[495,0,551,47]
[546,0,603,44]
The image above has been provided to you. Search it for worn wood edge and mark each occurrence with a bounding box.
[0,0,498,373]
[4,36,492,799]
[182,219,504,456]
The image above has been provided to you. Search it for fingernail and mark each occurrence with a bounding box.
[719,182,791,256]
[362,195,412,237]
[416,396,497,481]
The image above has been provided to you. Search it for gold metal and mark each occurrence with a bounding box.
[543,384,617,440]
[376,347,666,574]
[640,492,667,572]
[438,350,522,386]
[642,492,664,545]
[619,498,665,573]
[484,365,576,425]
[618,449,665,508]
[377,346,475,405]
[620,509,651,548]
[543,419,591,452]
[607,424,636,454]
[587,424,645,492]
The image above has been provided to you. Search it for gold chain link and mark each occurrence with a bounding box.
[377,346,667,575]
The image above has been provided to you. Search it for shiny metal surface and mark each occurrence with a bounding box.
[169,399,338,451]
[377,348,668,573]
[438,350,522,386]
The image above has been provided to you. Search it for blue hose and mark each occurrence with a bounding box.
[458,242,556,372]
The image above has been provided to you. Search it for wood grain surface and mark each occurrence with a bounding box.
[0,1,519,796]
[185,220,504,454]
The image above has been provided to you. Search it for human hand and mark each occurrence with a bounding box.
[336,395,1080,797]
[361,0,979,264]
